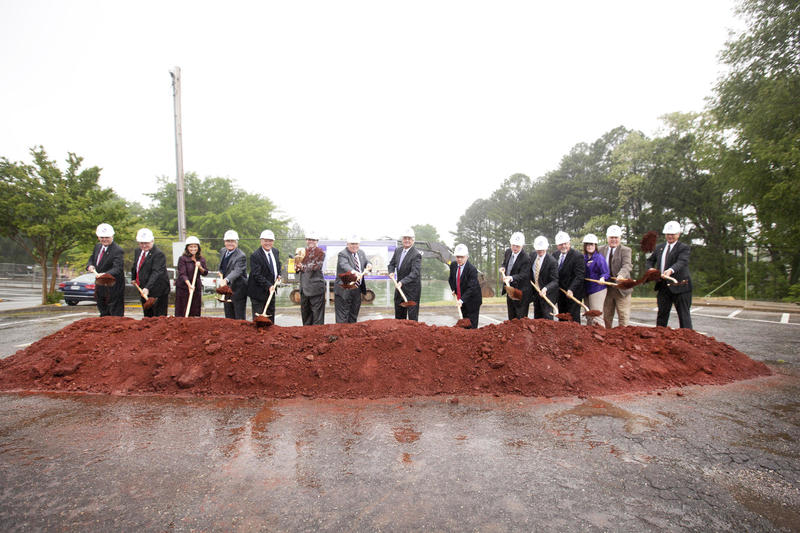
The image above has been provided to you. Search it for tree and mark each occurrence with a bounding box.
[146,173,291,262]
[0,147,130,303]
[713,0,800,285]
[411,223,449,280]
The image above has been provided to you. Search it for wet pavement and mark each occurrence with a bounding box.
[1,304,799,531]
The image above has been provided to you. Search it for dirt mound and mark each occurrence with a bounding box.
[0,316,770,399]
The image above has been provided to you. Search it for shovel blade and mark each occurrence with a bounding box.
[254,315,273,327]
[455,318,472,328]
[400,301,417,308]
[583,310,603,317]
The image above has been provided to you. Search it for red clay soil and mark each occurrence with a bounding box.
[0,317,770,399]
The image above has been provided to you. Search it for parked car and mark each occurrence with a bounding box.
[58,273,140,305]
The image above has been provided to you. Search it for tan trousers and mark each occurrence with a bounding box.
[584,289,606,327]
[603,287,631,328]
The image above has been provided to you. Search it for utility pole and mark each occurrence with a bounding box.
[170,66,187,242]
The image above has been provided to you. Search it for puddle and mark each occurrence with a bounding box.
[553,398,659,434]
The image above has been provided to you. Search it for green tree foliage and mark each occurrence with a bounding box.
[0,147,131,303]
[411,223,449,280]
[146,173,290,264]
[713,0,800,284]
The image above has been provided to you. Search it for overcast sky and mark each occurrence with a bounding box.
[1,1,741,246]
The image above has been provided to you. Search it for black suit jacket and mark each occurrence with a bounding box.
[87,241,125,295]
[387,246,422,297]
[219,247,248,292]
[531,252,559,296]
[646,240,692,294]
[247,247,282,300]
[132,245,170,297]
[501,248,532,298]
[449,260,482,313]
[554,248,585,299]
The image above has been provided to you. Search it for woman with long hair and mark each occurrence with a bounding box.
[175,236,208,317]
[582,233,610,327]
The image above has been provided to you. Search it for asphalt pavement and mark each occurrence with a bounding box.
[1,296,799,531]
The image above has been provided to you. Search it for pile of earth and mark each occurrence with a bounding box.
[0,316,770,399]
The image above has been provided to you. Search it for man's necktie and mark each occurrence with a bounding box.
[608,247,614,276]
[456,265,462,299]
[534,257,541,285]
[353,253,362,286]
[220,250,231,273]
[267,251,275,282]
[558,253,565,269]
[136,251,146,284]
[508,253,516,274]
[661,244,671,272]
[97,246,106,265]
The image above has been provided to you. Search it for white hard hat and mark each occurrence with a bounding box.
[533,236,549,251]
[582,233,598,244]
[347,234,361,244]
[136,228,154,243]
[305,230,319,240]
[454,244,469,257]
[401,228,415,239]
[663,220,682,234]
[95,223,114,237]
[606,224,622,238]
[554,231,570,245]
[223,230,239,241]
[260,230,275,240]
[185,236,200,246]
[509,232,525,247]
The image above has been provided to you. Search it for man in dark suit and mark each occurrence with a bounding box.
[553,231,585,322]
[86,223,125,316]
[219,229,248,320]
[646,220,693,329]
[500,231,532,320]
[599,224,634,327]
[248,229,282,321]
[132,228,170,317]
[334,235,372,323]
[296,231,326,325]
[530,236,559,320]
[387,228,423,321]
[448,244,482,328]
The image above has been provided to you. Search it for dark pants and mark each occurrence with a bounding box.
[251,296,276,321]
[300,292,325,325]
[96,286,124,317]
[462,307,480,329]
[224,289,248,320]
[531,294,554,320]
[334,286,361,323]
[506,295,530,320]
[557,294,581,322]
[656,288,693,329]
[175,287,202,317]
[394,289,420,321]
[142,294,169,317]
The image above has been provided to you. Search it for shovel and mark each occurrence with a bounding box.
[452,291,473,328]
[215,272,232,303]
[609,277,638,290]
[585,277,618,287]
[530,281,558,316]
[390,274,417,308]
[499,267,523,301]
[95,272,116,286]
[560,288,602,318]
[341,265,371,290]
[132,281,156,310]
[184,262,200,318]
[254,279,280,327]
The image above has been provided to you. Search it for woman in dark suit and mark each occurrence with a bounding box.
[175,236,208,317]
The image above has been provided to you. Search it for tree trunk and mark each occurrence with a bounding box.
[40,260,48,305]
[50,254,61,295]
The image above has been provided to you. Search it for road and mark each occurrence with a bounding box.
[1,301,799,531]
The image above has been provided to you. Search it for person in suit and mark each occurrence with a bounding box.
[387,228,423,321]
[582,233,610,327]
[553,231,586,323]
[530,236,559,320]
[646,220,693,329]
[132,228,170,317]
[598,224,633,327]
[334,235,372,323]
[295,230,326,325]
[500,231,532,320]
[448,244,482,328]
[86,223,125,317]
[218,229,248,320]
[248,229,282,321]
[175,236,208,317]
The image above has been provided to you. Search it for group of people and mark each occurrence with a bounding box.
[494,221,692,329]
[87,220,691,330]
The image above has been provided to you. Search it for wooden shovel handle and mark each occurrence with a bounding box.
[662,274,678,284]
[531,281,558,314]
[260,280,280,316]
[185,264,200,318]
[132,281,146,298]
[391,276,409,303]
[560,288,590,312]
[585,277,617,287]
